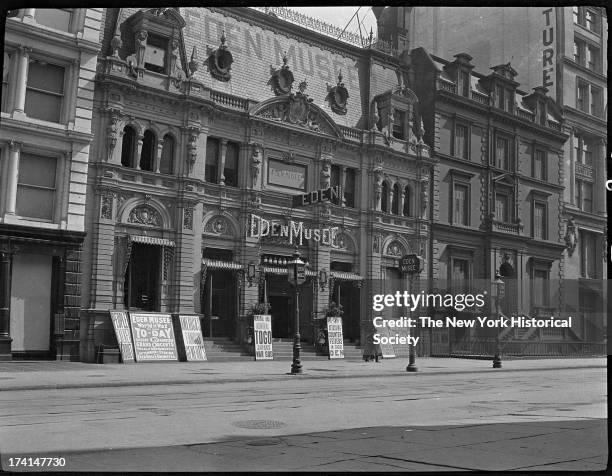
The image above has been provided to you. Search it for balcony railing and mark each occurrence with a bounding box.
[516,108,535,121]
[209,90,251,111]
[437,79,457,94]
[491,220,524,234]
[470,90,490,105]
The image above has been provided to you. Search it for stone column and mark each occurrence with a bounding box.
[596,138,607,214]
[135,135,143,170]
[13,46,30,114]
[155,138,164,173]
[399,182,406,216]
[569,129,576,205]
[5,142,20,215]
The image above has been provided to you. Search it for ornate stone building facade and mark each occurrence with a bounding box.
[0,9,102,359]
[81,7,435,360]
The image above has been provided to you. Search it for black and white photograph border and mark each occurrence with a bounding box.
[0,3,608,473]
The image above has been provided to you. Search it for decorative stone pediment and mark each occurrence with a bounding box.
[250,82,343,138]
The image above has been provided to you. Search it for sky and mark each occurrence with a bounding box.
[276,6,378,42]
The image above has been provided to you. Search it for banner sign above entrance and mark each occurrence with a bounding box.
[249,214,340,248]
[130,313,178,362]
[327,316,344,359]
[178,315,207,361]
[253,314,273,360]
[109,311,135,363]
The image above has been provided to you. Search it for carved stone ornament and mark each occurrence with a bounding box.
[207,30,233,82]
[100,191,113,220]
[186,128,199,174]
[387,241,404,257]
[106,113,119,161]
[204,216,231,236]
[183,206,194,230]
[564,217,578,256]
[373,235,381,253]
[320,158,332,189]
[128,205,161,226]
[251,143,262,186]
[268,52,295,96]
[326,71,349,115]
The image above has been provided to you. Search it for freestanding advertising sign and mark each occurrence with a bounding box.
[253,314,273,360]
[379,326,396,358]
[327,316,344,359]
[178,315,207,361]
[129,313,178,362]
[109,311,135,363]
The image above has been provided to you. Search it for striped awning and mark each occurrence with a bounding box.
[202,258,243,270]
[331,271,364,281]
[130,235,175,247]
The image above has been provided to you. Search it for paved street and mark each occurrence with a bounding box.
[0,360,607,472]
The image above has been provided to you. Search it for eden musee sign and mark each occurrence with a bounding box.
[249,214,340,248]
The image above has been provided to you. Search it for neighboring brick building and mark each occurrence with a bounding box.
[407,6,608,352]
[80,7,436,361]
[0,8,102,359]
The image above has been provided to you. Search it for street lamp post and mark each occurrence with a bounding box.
[492,272,505,369]
[287,248,305,374]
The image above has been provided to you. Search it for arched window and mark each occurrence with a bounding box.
[140,130,155,171]
[160,134,174,175]
[381,181,389,212]
[403,185,411,216]
[121,126,136,167]
[391,183,400,214]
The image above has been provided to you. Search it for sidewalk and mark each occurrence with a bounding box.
[0,357,605,391]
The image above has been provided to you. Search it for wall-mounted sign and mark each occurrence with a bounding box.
[400,254,421,274]
[249,214,339,248]
[253,314,273,360]
[292,185,341,207]
[109,311,135,363]
[178,315,207,361]
[327,316,344,359]
[267,159,306,190]
[130,313,178,362]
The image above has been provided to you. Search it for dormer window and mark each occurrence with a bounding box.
[459,71,470,97]
[392,109,406,140]
[144,34,168,74]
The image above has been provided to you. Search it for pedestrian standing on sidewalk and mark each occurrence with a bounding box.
[363,323,382,362]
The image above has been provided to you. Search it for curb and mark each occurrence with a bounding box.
[0,363,605,392]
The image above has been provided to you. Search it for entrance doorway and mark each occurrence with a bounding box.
[331,281,360,342]
[202,270,236,338]
[269,295,291,338]
[124,243,161,311]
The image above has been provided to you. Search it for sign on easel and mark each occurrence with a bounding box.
[327,316,344,359]
[109,311,135,363]
[253,315,273,360]
[130,313,178,362]
[178,315,207,361]
[379,326,396,358]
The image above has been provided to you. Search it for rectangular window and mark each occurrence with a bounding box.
[25,60,64,123]
[590,86,602,117]
[495,85,505,110]
[532,269,549,307]
[585,9,600,34]
[144,34,167,74]
[580,231,597,278]
[454,124,468,159]
[2,51,10,112]
[495,137,509,170]
[459,71,470,97]
[35,9,72,31]
[533,149,546,180]
[392,109,405,140]
[451,258,471,294]
[344,168,356,208]
[453,183,469,226]
[223,142,239,187]
[574,38,585,65]
[575,180,593,212]
[574,134,594,166]
[505,90,514,113]
[205,138,219,184]
[587,44,600,72]
[533,202,546,239]
[495,193,510,223]
[16,153,57,220]
[576,80,588,112]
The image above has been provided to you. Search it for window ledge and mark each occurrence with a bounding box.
[2,214,59,229]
